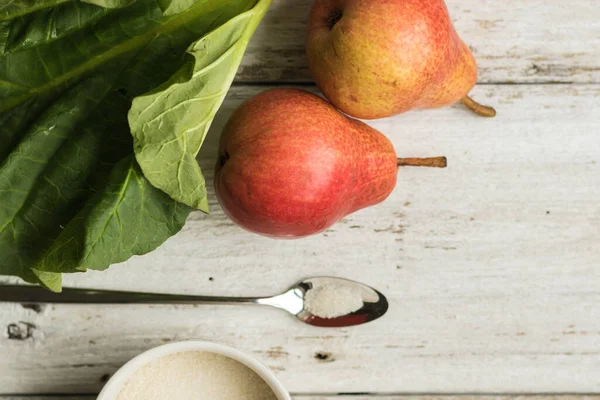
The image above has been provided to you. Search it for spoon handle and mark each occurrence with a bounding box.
[0,285,261,305]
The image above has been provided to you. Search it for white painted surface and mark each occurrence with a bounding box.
[1,397,598,400]
[236,0,600,83]
[2,0,600,396]
[1,85,599,394]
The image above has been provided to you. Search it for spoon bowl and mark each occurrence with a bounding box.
[259,277,388,327]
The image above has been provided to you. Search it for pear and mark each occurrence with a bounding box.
[214,89,446,238]
[306,0,496,119]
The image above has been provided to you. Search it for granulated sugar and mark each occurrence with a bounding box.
[117,351,278,400]
[304,279,365,319]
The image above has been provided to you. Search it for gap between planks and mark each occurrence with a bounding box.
[1,396,599,399]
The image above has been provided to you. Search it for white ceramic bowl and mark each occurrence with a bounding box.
[97,341,291,400]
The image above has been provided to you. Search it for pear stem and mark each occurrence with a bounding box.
[461,95,497,117]
[397,157,447,168]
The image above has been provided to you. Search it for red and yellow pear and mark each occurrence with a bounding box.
[214,89,446,238]
[306,0,496,119]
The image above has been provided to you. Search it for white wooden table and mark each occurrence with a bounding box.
[1,1,599,399]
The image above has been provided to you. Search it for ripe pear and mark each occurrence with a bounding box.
[306,0,496,119]
[214,89,446,238]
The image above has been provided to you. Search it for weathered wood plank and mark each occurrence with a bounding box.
[236,0,600,83]
[1,397,598,400]
[1,85,599,394]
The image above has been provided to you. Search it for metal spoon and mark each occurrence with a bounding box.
[0,277,388,328]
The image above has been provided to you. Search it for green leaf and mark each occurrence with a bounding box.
[130,0,273,211]
[0,2,109,55]
[0,75,114,288]
[32,270,63,292]
[0,0,257,112]
[155,0,203,16]
[34,156,191,275]
[0,0,71,21]
[82,0,136,8]
[0,0,265,289]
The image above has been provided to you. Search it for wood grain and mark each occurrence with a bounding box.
[236,0,600,83]
[1,397,598,400]
[1,85,599,394]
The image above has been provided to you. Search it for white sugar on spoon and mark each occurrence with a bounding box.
[304,277,366,318]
